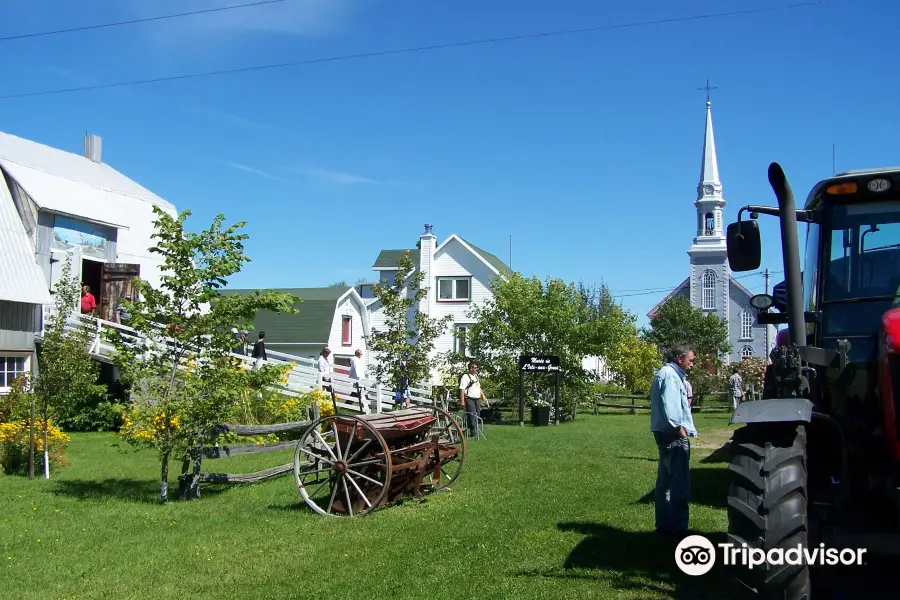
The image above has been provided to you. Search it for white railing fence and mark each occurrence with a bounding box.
[37,306,435,415]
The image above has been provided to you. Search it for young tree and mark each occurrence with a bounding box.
[32,255,109,478]
[109,206,299,502]
[365,250,451,390]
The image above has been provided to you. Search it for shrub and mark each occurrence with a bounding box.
[0,419,71,475]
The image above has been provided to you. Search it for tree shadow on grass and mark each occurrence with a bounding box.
[636,466,730,509]
[535,522,744,600]
[51,478,225,504]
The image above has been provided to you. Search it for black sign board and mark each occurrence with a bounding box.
[518,354,560,372]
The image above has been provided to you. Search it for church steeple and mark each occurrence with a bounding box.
[698,99,722,200]
[687,91,729,319]
[689,95,726,245]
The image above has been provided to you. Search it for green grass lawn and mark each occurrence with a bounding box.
[1,412,741,600]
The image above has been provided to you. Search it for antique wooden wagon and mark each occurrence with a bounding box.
[293,405,466,516]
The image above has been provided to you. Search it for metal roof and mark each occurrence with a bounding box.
[0,175,53,306]
[0,131,176,228]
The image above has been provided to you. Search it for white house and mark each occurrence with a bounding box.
[221,286,372,376]
[0,130,178,392]
[360,224,512,383]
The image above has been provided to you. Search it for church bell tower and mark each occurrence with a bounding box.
[687,93,730,321]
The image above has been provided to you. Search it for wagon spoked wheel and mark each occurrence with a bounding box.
[293,415,392,517]
[420,405,466,491]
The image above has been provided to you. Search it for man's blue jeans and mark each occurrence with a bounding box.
[464,397,480,439]
[653,431,691,534]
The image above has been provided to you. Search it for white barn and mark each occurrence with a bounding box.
[0,130,178,392]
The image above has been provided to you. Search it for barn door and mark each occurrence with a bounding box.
[100,263,141,322]
[49,248,82,313]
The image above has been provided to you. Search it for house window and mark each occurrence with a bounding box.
[701,270,716,309]
[741,345,754,359]
[437,277,471,301]
[740,310,753,340]
[454,324,469,357]
[0,355,29,391]
[342,315,352,346]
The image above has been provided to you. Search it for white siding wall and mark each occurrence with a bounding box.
[429,239,497,360]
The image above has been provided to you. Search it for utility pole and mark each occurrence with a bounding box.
[764,268,771,354]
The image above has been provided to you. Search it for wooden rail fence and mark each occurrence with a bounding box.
[177,403,322,499]
[592,393,733,415]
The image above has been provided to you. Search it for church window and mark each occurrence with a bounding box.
[704,213,715,236]
[741,345,754,359]
[702,270,716,309]
[740,310,753,339]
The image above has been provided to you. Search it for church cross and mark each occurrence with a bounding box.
[698,78,718,102]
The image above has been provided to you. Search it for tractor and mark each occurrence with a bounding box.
[723,162,900,598]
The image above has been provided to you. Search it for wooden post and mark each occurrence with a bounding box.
[630,396,636,415]
[375,383,382,413]
[518,370,525,427]
[28,400,35,480]
[553,370,560,425]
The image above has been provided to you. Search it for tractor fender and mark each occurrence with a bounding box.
[729,397,814,425]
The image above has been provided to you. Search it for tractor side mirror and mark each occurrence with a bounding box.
[726,220,762,271]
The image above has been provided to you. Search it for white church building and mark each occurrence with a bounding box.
[647,98,775,364]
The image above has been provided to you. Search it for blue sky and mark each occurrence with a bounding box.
[2,0,897,327]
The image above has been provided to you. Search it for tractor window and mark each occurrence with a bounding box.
[824,201,900,302]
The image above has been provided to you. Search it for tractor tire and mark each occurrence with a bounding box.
[727,422,811,600]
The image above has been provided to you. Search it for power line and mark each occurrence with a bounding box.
[0,0,829,100]
[0,0,289,42]
[608,270,779,298]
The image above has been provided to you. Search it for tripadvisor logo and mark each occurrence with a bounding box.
[674,535,867,576]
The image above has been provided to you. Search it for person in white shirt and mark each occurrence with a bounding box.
[317,347,332,391]
[459,361,487,439]
[349,349,364,405]
[349,349,363,380]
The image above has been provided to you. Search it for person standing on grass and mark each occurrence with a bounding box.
[459,361,486,439]
[649,342,697,538]
[729,364,744,409]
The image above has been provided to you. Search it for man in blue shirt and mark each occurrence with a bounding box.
[649,342,697,537]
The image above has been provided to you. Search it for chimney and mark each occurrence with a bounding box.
[419,224,436,316]
[84,132,102,163]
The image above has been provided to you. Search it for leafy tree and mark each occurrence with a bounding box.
[32,256,109,477]
[109,206,299,502]
[461,274,635,415]
[365,250,451,390]
[645,295,731,368]
[609,334,661,394]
